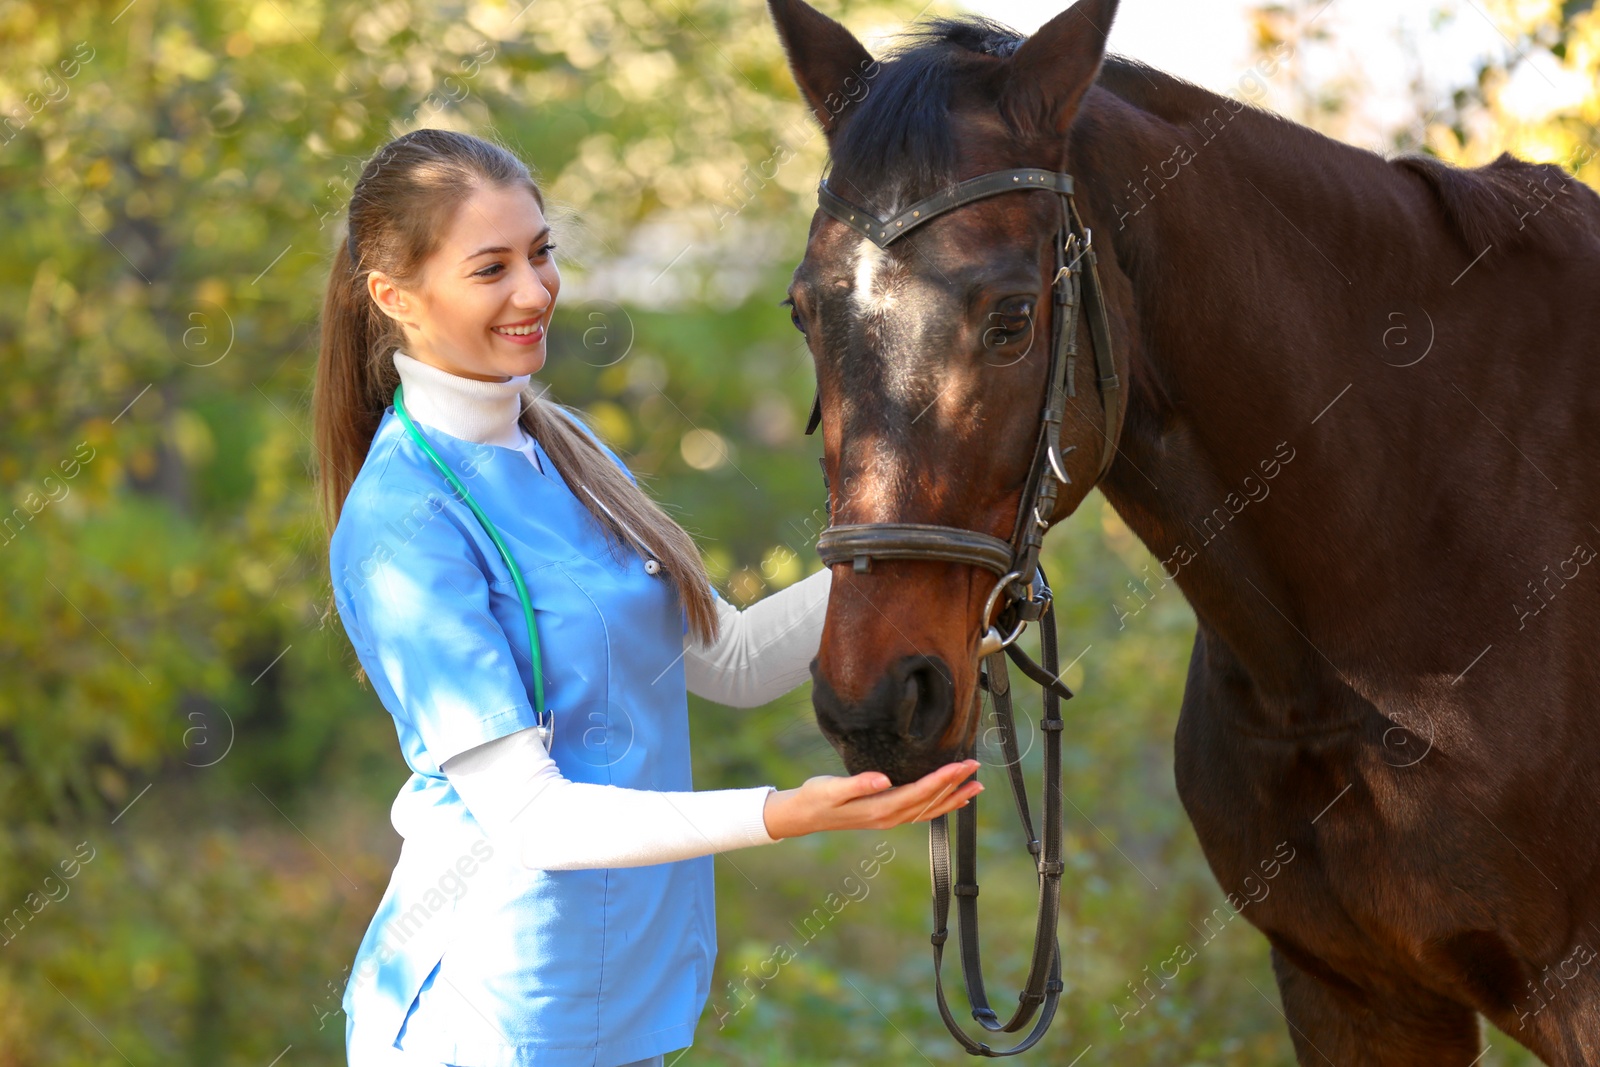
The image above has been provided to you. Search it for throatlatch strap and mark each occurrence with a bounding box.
[1066,196,1122,479]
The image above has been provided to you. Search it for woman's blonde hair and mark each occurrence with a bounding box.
[313,129,719,656]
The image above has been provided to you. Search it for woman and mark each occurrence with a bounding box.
[313,128,982,1067]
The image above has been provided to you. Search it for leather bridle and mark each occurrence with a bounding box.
[801,166,1123,1056]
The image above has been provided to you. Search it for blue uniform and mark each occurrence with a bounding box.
[331,402,713,1066]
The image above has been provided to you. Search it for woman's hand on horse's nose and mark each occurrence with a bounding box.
[762,760,983,839]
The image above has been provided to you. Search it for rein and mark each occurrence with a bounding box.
[802,166,1122,1055]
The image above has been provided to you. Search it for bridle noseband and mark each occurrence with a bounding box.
[802,167,1123,1056]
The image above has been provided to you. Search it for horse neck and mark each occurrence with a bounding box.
[1064,85,1437,709]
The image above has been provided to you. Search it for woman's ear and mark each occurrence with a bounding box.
[367,271,411,323]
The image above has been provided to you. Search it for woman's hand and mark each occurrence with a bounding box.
[762,760,983,840]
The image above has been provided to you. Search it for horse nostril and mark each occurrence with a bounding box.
[815,655,956,750]
[899,660,953,743]
[897,676,920,738]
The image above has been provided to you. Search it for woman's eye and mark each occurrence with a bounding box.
[474,244,556,278]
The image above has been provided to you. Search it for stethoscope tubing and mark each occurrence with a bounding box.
[393,384,553,747]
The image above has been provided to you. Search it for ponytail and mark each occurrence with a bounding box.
[312,237,396,540]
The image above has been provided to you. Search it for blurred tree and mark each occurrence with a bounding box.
[1432,0,1598,176]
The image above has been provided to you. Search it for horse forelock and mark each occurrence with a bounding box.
[828,14,1026,213]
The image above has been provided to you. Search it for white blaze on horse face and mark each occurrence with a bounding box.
[851,237,892,315]
[848,235,929,406]
[837,234,944,521]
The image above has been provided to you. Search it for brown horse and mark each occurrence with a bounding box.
[766,0,1600,1060]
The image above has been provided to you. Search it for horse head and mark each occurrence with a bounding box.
[768,0,1135,785]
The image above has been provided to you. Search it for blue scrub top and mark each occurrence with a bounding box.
[330,402,717,1067]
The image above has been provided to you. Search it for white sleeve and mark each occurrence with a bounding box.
[442,726,780,870]
[684,566,832,708]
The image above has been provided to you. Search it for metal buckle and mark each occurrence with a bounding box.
[1046,443,1075,485]
[1009,569,1053,623]
[1050,232,1085,292]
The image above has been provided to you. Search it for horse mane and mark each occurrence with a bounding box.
[1093,53,1600,257]
[1390,151,1600,254]
[833,15,1600,257]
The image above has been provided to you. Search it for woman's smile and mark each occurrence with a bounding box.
[491,317,547,345]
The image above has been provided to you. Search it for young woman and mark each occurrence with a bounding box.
[313,129,982,1067]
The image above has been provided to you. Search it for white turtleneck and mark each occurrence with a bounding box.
[389,349,833,869]
[393,350,542,466]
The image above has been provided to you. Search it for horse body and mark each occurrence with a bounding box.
[767,0,1600,1058]
[1080,61,1600,1060]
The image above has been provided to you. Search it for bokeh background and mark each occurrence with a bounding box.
[1,0,1596,1062]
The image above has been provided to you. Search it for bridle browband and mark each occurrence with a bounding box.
[802,166,1124,1056]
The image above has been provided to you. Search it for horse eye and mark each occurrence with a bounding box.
[1003,300,1036,329]
[987,299,1035,343]
[781,297,806,334]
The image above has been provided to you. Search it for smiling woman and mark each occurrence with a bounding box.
[364,182,560,379]
[309,128,982,1067]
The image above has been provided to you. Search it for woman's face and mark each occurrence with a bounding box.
[368,183,560,383]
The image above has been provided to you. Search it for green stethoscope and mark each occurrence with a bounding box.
[392,383,554,751]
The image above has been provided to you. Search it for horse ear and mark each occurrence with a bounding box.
[767,0,877,136]
[998,0,1119,143]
